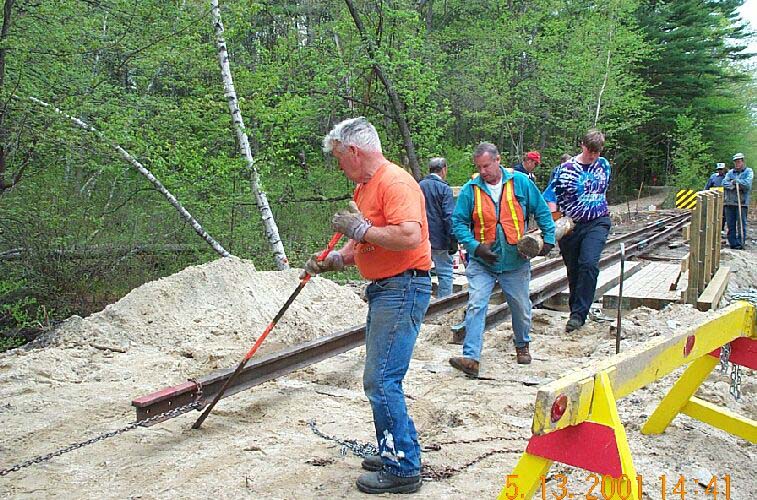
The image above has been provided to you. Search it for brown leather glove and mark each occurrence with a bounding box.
[300,251,344,278]
[474,243,498,265]
[331,201,371,242]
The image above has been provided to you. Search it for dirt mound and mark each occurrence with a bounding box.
[43,256,367,357]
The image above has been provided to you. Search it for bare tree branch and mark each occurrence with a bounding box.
[24,95,232,258]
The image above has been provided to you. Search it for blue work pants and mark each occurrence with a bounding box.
[431,249,454,298]
[462,259,532,361]
[364,275,431,477]
[725,205,748,249]
[559,216,611,323]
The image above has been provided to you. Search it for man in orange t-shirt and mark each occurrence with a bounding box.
[303,117,431,494]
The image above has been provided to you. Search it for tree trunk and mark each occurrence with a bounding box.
[594,26,614,127]
[210,0,289,269]
[343,0,421,180]
[0,0,16,192]
[26,96,231,259]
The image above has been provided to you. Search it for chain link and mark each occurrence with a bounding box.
[731,289,757,306]
[729,364,742,401]
[719,343,731,374]
[0,397,202,477]
[308,420,526,480]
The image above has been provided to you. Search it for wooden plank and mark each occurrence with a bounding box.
[532,302,756,435]
[703,192,715,284]
[682,397,757,443]
[686,197,702,304]
[544,260,642,309]
[714,190,723,269]
[697,265,731,311]
[603,262,683,310]
[682,222,690,241]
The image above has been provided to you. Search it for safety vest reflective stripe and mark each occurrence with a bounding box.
[471,181,526,246]
[504,180,523,241]
[474,184,487,243]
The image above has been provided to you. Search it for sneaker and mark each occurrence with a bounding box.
[515,344,532,364]
[565,316,584,332]
[449,357,480,378]
[356,470,422,494]
[361,454,383,472]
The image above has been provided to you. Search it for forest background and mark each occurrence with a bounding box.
[0,0,754,348]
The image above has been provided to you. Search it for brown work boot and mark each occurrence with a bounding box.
[515,344,532,365]
[449,357,479,378]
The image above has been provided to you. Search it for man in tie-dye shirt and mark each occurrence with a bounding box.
[543,130,611,332]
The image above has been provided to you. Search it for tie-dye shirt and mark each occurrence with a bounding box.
[542,157,611,222]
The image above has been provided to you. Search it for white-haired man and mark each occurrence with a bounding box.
[303,117,431,494]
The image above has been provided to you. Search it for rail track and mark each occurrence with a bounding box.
[132,212,691,421]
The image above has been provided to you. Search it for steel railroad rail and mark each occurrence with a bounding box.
[132,213,690,421]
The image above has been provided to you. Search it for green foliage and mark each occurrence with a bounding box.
[0,0,753,335]
[670,115,713,190]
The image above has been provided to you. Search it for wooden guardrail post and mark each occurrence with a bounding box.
[686,195,703,304]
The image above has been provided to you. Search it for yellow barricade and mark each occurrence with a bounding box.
[500,301,756,500]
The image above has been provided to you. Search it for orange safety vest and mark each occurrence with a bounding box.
[471,179,526,245]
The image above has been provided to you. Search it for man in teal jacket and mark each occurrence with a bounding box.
[450,142,555,376]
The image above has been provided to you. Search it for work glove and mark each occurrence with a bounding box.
[474,243,498,265]
[331,201,372,243]
[538,242,554,256]
[300,251,344,278]
[448,237,459,255]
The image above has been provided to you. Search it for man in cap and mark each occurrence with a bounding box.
[513,151,541,184]
[722,153,753,249]
[704,163,727,189]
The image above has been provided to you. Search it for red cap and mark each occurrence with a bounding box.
[526,151,541,164]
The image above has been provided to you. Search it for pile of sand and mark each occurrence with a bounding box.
[40,256,367,360]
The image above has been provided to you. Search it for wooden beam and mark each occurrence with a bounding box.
[697,265,731,311]
[682,397,757,443]
[714,190,723,269]
[531,302,755,435]
[685,200,702,304]
[703,192,715,284]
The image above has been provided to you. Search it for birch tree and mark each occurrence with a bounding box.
[210,0,289,269]
[26,96,231,258]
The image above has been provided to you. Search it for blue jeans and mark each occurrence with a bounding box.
[364,275,431,477]
[559,216,611,323]
[462,259,532,361]
[431,249,454,298]
[725,205,748,248]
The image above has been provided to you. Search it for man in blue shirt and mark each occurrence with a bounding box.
[723,153,753,249]
[450,143,555,374]
[704,164,726,189]
[419,157,456,297]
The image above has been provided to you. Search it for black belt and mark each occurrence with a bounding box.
[384,269,430,279]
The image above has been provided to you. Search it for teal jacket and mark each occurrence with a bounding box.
[452,167,556,272]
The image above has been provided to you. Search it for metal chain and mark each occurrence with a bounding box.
[730,365,742,401]
[731,289,757,306]
[0,393,203,477]
[308,420,525,481]
[307,420,378,458]
[719,343,731,374]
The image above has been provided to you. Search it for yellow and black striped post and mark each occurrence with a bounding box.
[675,189,698,209]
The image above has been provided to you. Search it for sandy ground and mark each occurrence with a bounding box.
[1,227,755,499]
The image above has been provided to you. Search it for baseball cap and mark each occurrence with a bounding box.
[526,151,541,164]
[732,153,744,161]
[716,163,726,170]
